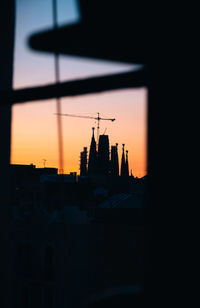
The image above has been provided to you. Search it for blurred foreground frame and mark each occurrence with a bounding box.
[1,0,151,105]
[0,0,154,307]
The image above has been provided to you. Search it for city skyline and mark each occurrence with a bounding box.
[11,91,147,177]
[11,0,147,178]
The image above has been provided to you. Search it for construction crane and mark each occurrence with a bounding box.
[54,112,115,144]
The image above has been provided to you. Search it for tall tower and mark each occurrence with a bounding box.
[120,144,126,176]
[125,150,129,176]
[88,127,97,175]
[80,147,88,176]
[98,134,110,175]
[115,143,119,175]
[110,143,119,176]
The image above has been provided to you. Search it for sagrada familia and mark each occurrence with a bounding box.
[80,128,130,177]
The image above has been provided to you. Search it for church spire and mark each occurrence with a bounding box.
[115,143,119,176]
[120,144,126,176]
[80,147,87,176]
[88,127,97,175]
[131,169,134,178]
[125,150,129,176]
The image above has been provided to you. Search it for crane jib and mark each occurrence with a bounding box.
[54,113,115,122]
[54,112,116,144]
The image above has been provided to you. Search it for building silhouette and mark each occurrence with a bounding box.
[97,135,110,175]
[125,150,129,176]
[110,143,119,176]
[81,130,131,179]
[120,144,127,176]
[88,127,97,175]
[80,147,88,176]
[130,169,134,179]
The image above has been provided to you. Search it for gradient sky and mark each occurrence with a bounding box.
[11,0,147,178]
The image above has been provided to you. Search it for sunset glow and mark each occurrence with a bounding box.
[11,0,147,178]
[11,88,147,177]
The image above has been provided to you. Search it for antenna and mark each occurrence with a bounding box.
[42,159,47,168]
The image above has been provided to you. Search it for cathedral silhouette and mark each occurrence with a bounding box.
[80,128,129,177]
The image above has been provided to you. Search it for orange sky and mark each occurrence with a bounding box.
[11,88,147,178]
[11,0,147,178]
